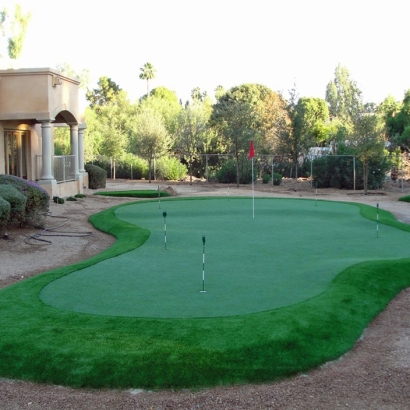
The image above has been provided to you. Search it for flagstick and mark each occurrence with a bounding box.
[252,157,255,219]
[376,203,379,238]
[200,235,206,292]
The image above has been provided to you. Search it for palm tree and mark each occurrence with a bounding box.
[139,62,156,96]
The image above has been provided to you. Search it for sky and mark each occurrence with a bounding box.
[1,0,409,106]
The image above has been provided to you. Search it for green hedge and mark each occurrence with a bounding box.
[0,197,10,231]
[85,164,107,189]
[0,175,49,228]
[0,185,27,226]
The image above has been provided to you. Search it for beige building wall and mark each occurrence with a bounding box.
[0,67,87,197]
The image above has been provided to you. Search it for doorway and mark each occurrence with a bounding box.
[4,130,29,179]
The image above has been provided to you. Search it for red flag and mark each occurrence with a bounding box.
[248,140,255,159]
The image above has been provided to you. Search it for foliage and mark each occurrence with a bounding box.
[86,77,123,109]
[325,63,363,126]
[383,90,410,151]
[175,104,209,182]
[56,63,90,89]
[273,172,283,186]
[84,164,107,189]
[350,113,386,194]
[139,62,156,95]
[313,155,390,190]
[89,155,148,180]
[0,4,31,59]
[0,196,10,231]
[129,107,172,182]
[398,195,410,203]
[52,196,65,204]
[216,159,237,183]
[0,175,49,228]
[53,126,70,155]
[139,87,182,136]
[66,197,77,201]
[94,190,170,198]
[0,184,26,226]
[156,156,188,181]
[262,173,271,184]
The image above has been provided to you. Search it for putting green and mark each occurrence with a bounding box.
[40,198,410,318]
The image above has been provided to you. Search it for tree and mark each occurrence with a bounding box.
[175,105,209,183]
[56,62,90,89]
[139,62,156,96]
[325,64,363,127]
[130,108,171,183]
[86,77,123,110]
[139,86,182,136]
[0,4,31,59]
[350,113,386,195]
[96,93,133,178]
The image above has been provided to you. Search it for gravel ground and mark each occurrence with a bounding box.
[1,179,410,410]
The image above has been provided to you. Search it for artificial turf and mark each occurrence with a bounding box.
[0,197,410,389]
[93,189,170,198]
[41,198,410,318]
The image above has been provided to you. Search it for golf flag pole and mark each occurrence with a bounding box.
[376,203,379,238]
[163,211,167,250]
[200,235,206,292]
[249,140,255,219]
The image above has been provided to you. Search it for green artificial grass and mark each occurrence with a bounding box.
[399,195,410,203]
[41,198,410,318]
[93,189,170,198]
[0,198,410,389]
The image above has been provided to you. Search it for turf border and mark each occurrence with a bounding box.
[0,197,409,389]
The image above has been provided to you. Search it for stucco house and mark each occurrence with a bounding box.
[0,67,88,198]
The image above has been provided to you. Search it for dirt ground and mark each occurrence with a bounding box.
[1,179,410,409]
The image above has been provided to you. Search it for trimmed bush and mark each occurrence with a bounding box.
[0,175,49,228]
[262,173,271,184]
[0,197,11,231]
[0,185,27,226]
[273,172,283,186]
[85,164,107,189]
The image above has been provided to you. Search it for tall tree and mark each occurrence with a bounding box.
[86,77,123,110]
[0,4,31,59]
[325,64,363,127]
[139,62,156,96]
[175,105,209,183]
[139,86,182,136]
[130,108,171,183]
[350,113,386,195]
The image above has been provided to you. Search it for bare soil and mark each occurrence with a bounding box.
[1,179,410,409]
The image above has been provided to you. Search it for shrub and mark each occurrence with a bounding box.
[85,164,107,189]
[66,196,77,201]
[216,159,237,183]
[53,196,65,204]
[90,155,149,180]
[156,157,188,181]
[273,173,283,186]
[0,197,11,231]
[262,173,271,184]
[0,175,49,228]
[0,185,27,226]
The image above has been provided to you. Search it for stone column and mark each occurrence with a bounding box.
[69,123,80,177]
[40,120,54,180]
[78,125,86,173]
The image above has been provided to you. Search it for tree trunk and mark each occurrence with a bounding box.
[148,158,152,183]
[363,162,368,195]
[236,154,239,188]
[113,159,116,180]
[189,157,193,185]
